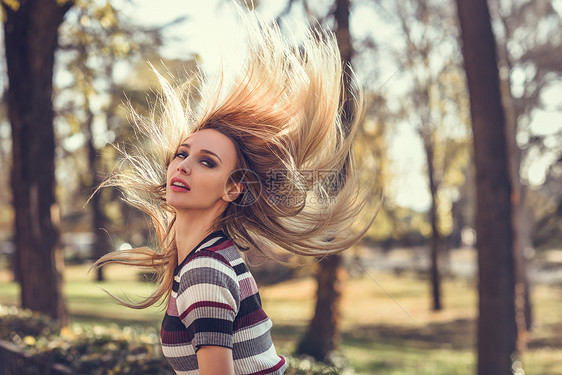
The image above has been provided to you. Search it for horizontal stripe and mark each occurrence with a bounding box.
[249,356,287,375]
[192,330,233,349]
[162,314,188,333]
[162,235,285,374]
[173,370,199,375]
[181,300,235,319]
[234,307,268,331]
[239,276,259,299]
[180,305,236,328]
[178,256,238,282]
[187,317,233,337]
[176,253,232,281]
[166,295,179,316]
[199,238,233,253]
[176,283,238,324]
[161,326,190,345]
[233,318,273,344]
[233,262,249,276]
[178,265,239,294]
[235,293,266,322]
[230,257,245,266]
[175,231,227,270]
[232,329,275,360]
[197,236,224,250]
[161,342,196,358]
[235,345,286,375]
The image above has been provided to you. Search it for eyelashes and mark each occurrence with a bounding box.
[201,159,215,168]
[174,151,216,168]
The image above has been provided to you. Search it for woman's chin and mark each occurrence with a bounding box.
[166,199,189,211]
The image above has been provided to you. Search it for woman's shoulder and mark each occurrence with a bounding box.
[190,235,240,262]
[179,234,242,277]
[176,238,243,301]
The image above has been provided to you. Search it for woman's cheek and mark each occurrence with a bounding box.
[204,174,226,200]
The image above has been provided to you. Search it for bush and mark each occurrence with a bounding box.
[0,305,354,374]
[0,305,173,375]
[284,354,356,374]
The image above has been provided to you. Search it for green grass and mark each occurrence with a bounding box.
[1,263,561,374]
[0,264,164,328]
[260,273,479,374]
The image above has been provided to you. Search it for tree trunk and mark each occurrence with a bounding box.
[500,58,533,348]
[3,0,72,325]
[296,255,343,360]
[423,136,442,311]
[296,0,352,362]
[456,0,518,374]
[84,100,110,282]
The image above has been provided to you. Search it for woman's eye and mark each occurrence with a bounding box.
[201,159,215,168]
[174,151,214,167]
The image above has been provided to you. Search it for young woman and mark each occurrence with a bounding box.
[94,8,374,375]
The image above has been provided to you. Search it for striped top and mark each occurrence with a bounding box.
[161,230,287,375]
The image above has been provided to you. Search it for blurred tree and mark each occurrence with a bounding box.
[531,166,562,249]
[292,0,362,361]
[373,0,472,311]
[490,0,562,344]
[352,97,394,246]
[53,0,169,280]
[0,49,12,244]
[98,56,199,251]
[456,0,518,374]
[271,0,395,361]
[2,0,73,325]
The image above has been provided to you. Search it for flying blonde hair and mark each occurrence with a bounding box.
[93,8,377,309]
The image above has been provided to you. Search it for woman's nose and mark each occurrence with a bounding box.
[176,159,192,175]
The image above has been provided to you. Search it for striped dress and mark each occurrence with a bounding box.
[161,230,287,374]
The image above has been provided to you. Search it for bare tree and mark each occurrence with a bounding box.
[2,0,73,325]
[374,0,471,311]
[55,0,167,281]
[296,0,356,361]
[456,0,519,373]
[491,0,562,346]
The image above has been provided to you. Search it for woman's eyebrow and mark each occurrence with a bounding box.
[180,143,223,163]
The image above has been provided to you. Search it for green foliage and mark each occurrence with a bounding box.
[284,354,355,374]
[0,304,354,375]
[0,305,59,340]
[0,305,173,374]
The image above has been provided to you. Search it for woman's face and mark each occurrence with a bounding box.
[166,129,241,212]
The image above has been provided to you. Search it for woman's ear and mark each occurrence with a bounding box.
[222,181,244,202]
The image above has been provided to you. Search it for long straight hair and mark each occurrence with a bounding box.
[93,8,377,309]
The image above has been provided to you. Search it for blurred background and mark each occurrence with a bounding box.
[0,0,561,374]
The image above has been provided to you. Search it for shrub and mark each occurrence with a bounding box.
[0,305,173,375]
[0,305,354,374]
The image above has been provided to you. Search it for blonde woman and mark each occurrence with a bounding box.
[94,8,374,375]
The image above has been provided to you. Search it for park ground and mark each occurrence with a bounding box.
[0,247,561,374]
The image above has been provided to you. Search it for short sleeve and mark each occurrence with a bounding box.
[175,252,240,350]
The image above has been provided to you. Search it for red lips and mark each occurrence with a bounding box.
[170,177,190,192]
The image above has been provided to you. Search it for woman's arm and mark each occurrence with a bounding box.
[197,345,235,375]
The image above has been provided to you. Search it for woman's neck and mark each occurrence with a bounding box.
[174,208,222,264]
